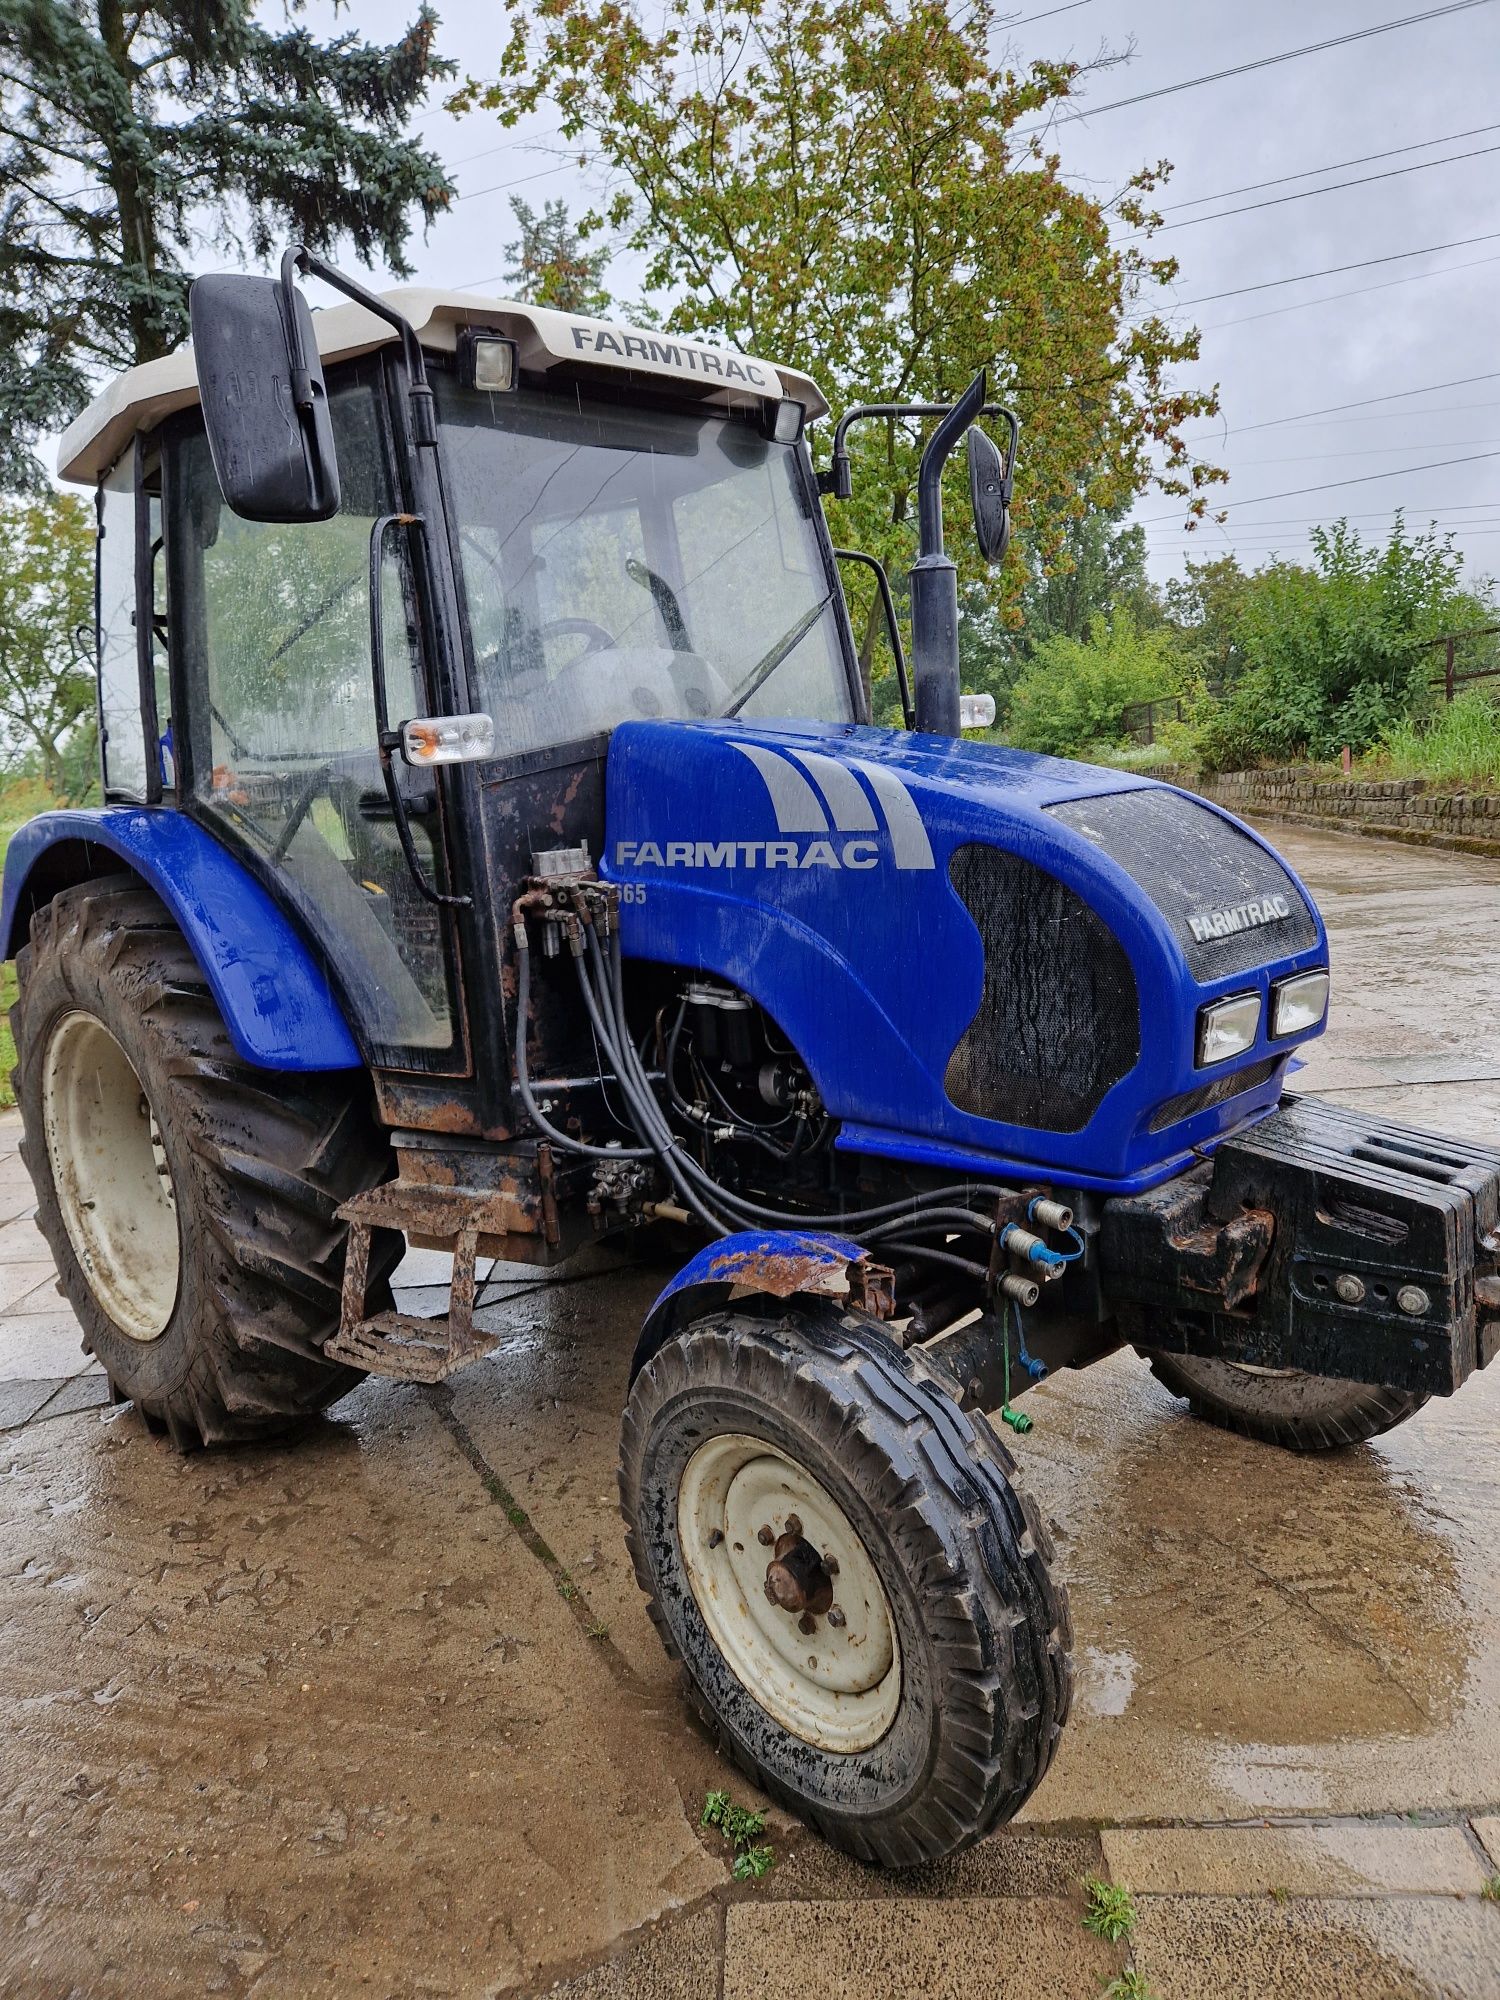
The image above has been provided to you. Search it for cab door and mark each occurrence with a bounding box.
[164,353,468,1076]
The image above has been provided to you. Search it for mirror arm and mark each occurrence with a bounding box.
[824,398,1020,509]
[368,512,472,911]
[833,549,914,730]
[285,246,438,449]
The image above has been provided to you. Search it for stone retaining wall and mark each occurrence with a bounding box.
[1161,766,1500,859]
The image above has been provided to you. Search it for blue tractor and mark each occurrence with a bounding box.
[7,250,1497,1866]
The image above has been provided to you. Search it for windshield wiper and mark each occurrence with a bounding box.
[718,592,833,719]
[625,555,692,652]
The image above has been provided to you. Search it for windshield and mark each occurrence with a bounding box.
[435,376,854,756]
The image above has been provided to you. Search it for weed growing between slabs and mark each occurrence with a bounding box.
[702,1790,775,1881]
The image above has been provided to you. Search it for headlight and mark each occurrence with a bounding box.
[1197,992,1261,1066]
[1271,968,1330,1038]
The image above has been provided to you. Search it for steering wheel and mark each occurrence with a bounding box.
[540,616,616,665]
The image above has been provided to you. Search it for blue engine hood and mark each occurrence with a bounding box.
[603,719,1327,1191]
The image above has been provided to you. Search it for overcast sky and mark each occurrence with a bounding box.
[303,1,1500,586]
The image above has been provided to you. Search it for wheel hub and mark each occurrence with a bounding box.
[41,1009,181,1342]
[678,1434,900,1753]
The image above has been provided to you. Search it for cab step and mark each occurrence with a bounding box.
[327,1182,509,1383]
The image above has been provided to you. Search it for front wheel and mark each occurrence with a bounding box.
[619,1309,1072,1867]
[1144,1351,1428,1450]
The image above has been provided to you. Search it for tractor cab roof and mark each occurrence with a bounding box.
[56,287,829,486]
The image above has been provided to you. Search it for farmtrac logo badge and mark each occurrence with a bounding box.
[614,743,936,874]
[1187,894,1292,943]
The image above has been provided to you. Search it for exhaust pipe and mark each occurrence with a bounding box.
[909,370,987,737]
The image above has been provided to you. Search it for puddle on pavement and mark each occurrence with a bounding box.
[1018,1350,1498,1822]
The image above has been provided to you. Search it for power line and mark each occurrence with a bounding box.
[1137,449,1500,525]
[456,159,580,203]
[1221,437,1500,466]
[1003,0,1095,24]
[1191,247,1500,332]
[1149,121,1500,215]
[1156,229,1500,308]
[1018,0,1498,133]
[1146,502,1500,534]
[1183,373,1500,439]
[1125,139,1500,237]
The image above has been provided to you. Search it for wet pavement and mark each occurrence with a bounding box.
[2,820,1500,1997]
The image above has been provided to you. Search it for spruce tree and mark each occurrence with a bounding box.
[0,1,456,490]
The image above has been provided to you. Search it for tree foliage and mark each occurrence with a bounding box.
[1196,519,1482,768]
[504,195,611,314]
[0,0,455,491]
[1005,609,1175,759]
[453,0,1222,607]
[0,490,94,796]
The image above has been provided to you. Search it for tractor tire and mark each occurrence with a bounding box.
[1144,1351,1428,1451]
[12,876,400,1448]
[620,1307,1072,1867]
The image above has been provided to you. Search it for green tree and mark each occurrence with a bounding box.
[504,195,610,314]
[0,0,455,492]
[1005,610,1176,759]
[453,0,1222,608]
[1162,555,1254,691]
[1198,519,1481,769]
[0,490,94,796]
[1017,511,1159,652]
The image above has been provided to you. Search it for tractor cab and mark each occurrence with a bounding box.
[51,262,854,1146]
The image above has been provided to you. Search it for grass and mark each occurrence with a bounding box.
[1083,1878,1138,1944]
[0,776,53,1111]
[1101,1972,1158,2000]
[1482,1873,1500,1904]
[1356,689,1500,790]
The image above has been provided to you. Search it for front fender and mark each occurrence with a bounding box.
[630,1229,877,1382]
[1,807,361,1072]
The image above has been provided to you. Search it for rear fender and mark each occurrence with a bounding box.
[630,1229,890,1382]
[1,807,361,1072]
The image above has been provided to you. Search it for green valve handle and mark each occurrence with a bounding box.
[1000,1405,1033,1434]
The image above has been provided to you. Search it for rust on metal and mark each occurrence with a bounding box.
[705,1243,895,1317]
[1170,1206,1276,1311]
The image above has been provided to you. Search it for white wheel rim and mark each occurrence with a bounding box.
[678,1433,901,1753]
[41,1010,180,1341]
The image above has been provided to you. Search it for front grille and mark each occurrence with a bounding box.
[1048,789,1318,979]
[945,843,1139,1132]
[1147,1055,1285,1133]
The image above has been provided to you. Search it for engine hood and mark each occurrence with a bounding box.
[603,719,1328,1190]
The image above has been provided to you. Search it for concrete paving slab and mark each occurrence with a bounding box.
[766,1829,1104,1903]
[0,1309,86,1382]
[723,1896,1119,2000]
[1131,1893,1500,2000]
[0,1376,62,1431]
[1101,1824,1489,1898]
[0,1214,49,1263]
[0,1389,725,1997]
[545,1904,721,2000]
[0,1258,57,1311]
[1474,1816,1500,1872]
[33,1372,110,1422]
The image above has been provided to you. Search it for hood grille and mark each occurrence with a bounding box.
[945,843,1139,1133]
[1049,790,1318,979]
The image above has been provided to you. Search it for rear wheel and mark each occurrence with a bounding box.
[1145,1351,1428,1450]
[620,1308,1071,1866]
[13,877,400,1447]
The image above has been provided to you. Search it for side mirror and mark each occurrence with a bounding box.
[189,271,340,523]
[966,425,1011,564]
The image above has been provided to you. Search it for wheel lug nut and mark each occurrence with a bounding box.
[798,1613,816,1636]
[756,1523,775,1546]
[784,1513,802,1537]
[824,1556,839,1576]
[707,1528,724,1549]
[827,1606,846,1628]
[763,1578,780,1604]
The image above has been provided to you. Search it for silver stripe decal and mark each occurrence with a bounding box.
[784,749,878,832]
[850,760,935,870]
[729,742,829,833]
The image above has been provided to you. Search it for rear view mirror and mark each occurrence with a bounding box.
[966,425,1011,564]
[189,272,340,523]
